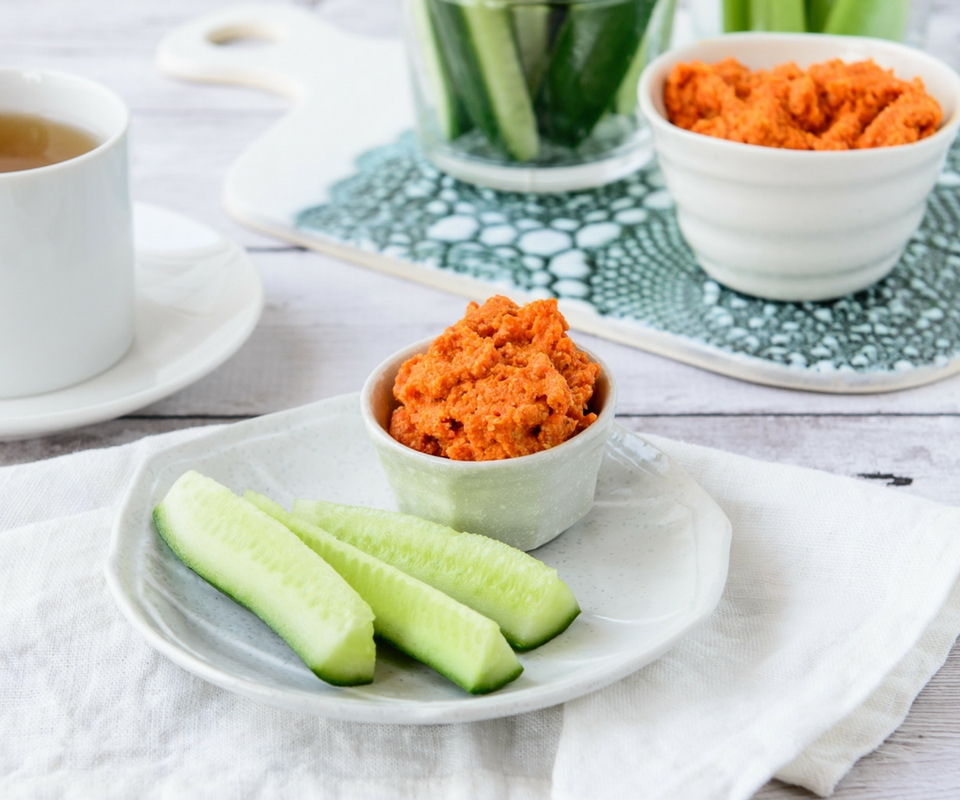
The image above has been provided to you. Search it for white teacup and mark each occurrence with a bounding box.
[0,68,133,398]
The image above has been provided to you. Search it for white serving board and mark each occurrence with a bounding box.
[156,3,960,394]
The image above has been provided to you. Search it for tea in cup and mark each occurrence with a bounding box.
[0,68,134,398]
[0,112,101,173]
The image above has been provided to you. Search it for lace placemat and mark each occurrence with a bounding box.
[295,132,960,393]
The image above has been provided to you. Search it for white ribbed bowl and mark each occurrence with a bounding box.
[638,33,960,301]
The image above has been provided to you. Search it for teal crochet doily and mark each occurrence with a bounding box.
[295,132,960,392]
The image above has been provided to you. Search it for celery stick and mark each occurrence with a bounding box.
[805,0,835,32]
[749,0,806,32]
[723,0,749,32]
[824,0,911,41]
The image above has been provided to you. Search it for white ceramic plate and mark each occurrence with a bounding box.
[105,394,731,724]
[0,204,263,440]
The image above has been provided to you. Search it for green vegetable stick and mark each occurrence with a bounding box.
[291,498,581,651]
[407,0,469,139]
[613,32,651,117]
[723,0,749,32]
[748,0,806,32]
[154,472,377,687]
[537,0,658,148]
[823,0,911,41]
[428,0,539,161]
[805,0,835,32]
[246,491,523,695]
[615,0,677,115]
[511,4,553,97]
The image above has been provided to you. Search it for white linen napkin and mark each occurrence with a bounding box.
[554,434,960,800]
[2,424,959,799]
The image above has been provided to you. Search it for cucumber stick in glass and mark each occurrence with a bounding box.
[407,0,469,139]
[429,0,539,160]
[615,0,676,115]
[153,472,376,686]
[537,0,658,147]
[511,4,553,97]
[291,499,581,651]
[246,492,523,695]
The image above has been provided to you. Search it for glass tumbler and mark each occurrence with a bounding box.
[402,0,678,192]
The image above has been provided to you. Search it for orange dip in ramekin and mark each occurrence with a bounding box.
[389,296,601,462]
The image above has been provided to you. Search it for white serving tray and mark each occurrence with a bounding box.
[155,4,960,394]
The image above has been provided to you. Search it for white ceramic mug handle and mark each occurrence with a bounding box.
[155,3,340,101]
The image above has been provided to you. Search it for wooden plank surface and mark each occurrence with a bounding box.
[1,0,959,797]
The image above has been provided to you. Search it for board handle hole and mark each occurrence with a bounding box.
[207,22,286,48]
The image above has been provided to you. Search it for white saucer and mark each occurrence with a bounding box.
[105,394,731,724]
[0,204,263,441]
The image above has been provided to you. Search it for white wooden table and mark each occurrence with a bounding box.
[3,0,960,796]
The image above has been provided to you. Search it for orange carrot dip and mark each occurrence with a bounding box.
[390,296,601,461]
[664,57,943,150]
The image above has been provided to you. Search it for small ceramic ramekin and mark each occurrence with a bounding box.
[360,338,617,551]
[638,33,960,302]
